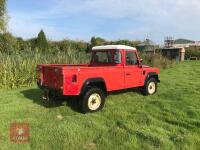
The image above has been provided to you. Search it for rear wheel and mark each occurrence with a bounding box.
[80,87,105,113]
[142,78,157,95]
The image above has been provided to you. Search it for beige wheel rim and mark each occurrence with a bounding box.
[88,93,101,110]
[148,82,156,94]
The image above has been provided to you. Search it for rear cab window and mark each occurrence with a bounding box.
[92,50,122,65]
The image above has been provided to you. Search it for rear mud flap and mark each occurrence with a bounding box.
[42,90,56,101]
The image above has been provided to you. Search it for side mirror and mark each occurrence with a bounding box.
[138,59,143,68]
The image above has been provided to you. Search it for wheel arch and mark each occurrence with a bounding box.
[80,78,107,95]
[145,72,160,84]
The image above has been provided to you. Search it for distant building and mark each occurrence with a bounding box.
[164,37,174,48]
[160,37,186,62]
[161,47,185,62]
[136,39,157,54]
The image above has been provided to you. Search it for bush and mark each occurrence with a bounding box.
[140,53,176,69]
[185,46,200,59]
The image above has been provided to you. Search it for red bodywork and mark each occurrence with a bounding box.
[37,48,159,96]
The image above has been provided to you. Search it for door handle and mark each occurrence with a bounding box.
[126,73,131,76]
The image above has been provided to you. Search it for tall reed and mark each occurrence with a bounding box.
[0,50,90,89]
[0,50,175,89]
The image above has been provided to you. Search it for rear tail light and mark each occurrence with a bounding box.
[72,75,77,82]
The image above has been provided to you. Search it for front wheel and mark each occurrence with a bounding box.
[142,78,157,96]
[80,87,105,113]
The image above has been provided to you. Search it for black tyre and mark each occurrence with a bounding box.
[142,78,157,96]
[80,87,105,113]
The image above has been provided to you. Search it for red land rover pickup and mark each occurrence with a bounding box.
[37,45,160,113]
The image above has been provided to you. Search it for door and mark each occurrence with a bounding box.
[124,51,143,88]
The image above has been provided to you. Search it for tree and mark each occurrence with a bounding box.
[90,36,106,47]
[0,32,17,54]
[0,0,7,32]
[111,40,141,47]
[36,30,48,51]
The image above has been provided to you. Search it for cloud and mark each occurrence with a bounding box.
[8,12,67,40]
[8,0,200,43]
[49,0,200,41]
[52,0,200,19]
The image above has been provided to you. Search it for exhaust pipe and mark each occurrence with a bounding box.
[42,90,56,101]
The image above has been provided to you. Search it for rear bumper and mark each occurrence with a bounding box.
[37,81,63,96]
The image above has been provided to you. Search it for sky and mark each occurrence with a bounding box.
[7,0,200,43]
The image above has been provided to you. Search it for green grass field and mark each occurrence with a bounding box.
[0,61,200,150]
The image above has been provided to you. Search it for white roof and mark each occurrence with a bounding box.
[92,45,136,51]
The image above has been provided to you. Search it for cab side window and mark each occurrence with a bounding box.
[126,51,138,65]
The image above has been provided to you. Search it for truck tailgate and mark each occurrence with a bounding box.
[42,66,63,89]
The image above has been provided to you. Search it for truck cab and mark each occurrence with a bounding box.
[91,45,145,89]
[37,45,160,113]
